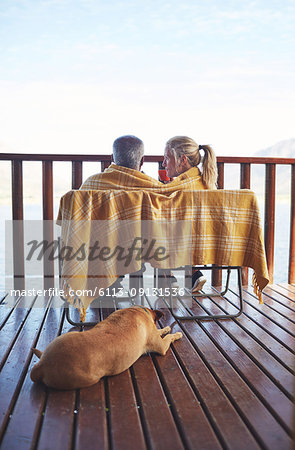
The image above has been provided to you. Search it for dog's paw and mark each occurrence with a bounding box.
[160,326,171,336]
[173,331,183,340]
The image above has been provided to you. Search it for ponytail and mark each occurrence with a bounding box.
[199,144,218,190]
[166,136,218,189]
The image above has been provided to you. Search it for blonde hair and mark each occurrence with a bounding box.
[166,136,218,189]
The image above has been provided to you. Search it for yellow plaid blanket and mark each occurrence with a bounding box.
[80,163,207,191]
[57,185,269,315]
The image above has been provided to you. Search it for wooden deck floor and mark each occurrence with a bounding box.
[0,282,294,449]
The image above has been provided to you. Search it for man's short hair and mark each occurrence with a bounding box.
[112,135,144,170]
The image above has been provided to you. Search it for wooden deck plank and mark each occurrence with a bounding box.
[75,381,108,450]
[261,288,295,318]
[0,294,33,327]
[0,285,294,450]
[99,300,148,450]
[155,297,261,450]
[108,370,146,450]
[189,292,294,398]
[0,301,64,450]
[230,288,295,351]
[242,291,295,334]
[152,346,223,450]
[214,289,295,371]
[0,296,38,366]
[165,299,293,449]
[0,294,18,325]
[0,296,52,439]
[265,286,295,309]
[212,314,294,395]
[199,321,293,429]
[270,284,295,299]
[36,302,80,450]
[132,354,185,450]
[276,283,295,297]
[37,389,76,450]
[119,298,224,450]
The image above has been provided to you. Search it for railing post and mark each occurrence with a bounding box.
[240,163,251,285]
[217,162,224,190]
[212,163,224,286]
[11,160,25,290]
[240,163,251,189]
[289,164,295,283]
[264,164,276,283]
[101,160,111,172]
[72,161,83,189]
[42,161,54,289]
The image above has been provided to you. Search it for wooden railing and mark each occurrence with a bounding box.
[1,153,295,286]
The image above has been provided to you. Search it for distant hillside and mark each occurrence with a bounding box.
[222,139,294,197]
[254,139,295,158]
[251,139,294,198]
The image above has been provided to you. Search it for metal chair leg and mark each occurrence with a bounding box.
[169,267,244,321]
[63,303,98,330]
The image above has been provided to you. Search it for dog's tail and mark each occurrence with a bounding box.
[30,348,44,383]
[32,348,42,359]
[30,361,44,383]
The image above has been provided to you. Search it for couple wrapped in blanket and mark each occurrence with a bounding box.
[57,143,269,319]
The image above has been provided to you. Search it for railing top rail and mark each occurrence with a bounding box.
[0,153,295,165]
[217,156,295,165]
[0,153,113,162]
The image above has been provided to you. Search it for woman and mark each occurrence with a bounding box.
[163,136,217,189]
[163,136,218,292]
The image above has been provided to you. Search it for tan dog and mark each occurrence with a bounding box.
[30,307,182,390]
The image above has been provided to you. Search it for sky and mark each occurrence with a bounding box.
[0,0,295,157]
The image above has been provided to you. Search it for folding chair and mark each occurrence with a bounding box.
[155,265,243,320]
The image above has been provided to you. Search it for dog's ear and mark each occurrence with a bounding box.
[153,309,164,321]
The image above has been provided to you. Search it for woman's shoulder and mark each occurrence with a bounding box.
[165,166,207,190]
[170,167,202,183]
[179,167,200,179]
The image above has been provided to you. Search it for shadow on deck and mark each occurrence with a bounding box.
[0,283,294,449]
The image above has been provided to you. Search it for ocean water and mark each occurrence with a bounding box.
[0,200,292,293]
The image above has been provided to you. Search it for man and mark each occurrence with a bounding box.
[80,135,162,190]
[80,135,178,290]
